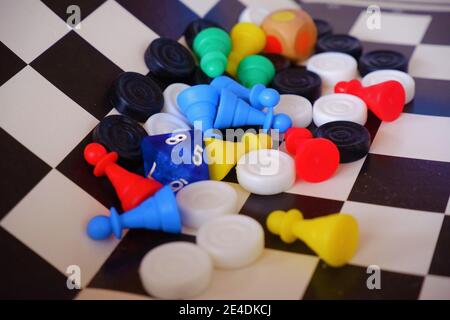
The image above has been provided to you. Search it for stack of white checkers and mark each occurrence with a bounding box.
[139,181,265,299]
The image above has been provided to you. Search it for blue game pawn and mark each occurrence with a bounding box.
[87,185,181,240]
[210,76,280,110]
[177,84,219,132]
[214,88,292,133]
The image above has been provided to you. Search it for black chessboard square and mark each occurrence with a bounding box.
[240,193,343,255]
[88,229,195,296]
[405,78,450,117]
[0,128,51,220]
[303,262,423,299]
[0,227,75,299]
[204,0,245,31]
[116,0,198,40]
[300,3,362,34]
[0,41,26,87]
[421,12,450,46]
[56,131,122,211]
[348,154,450,213]
[41,0,107,22]
[429,216,450,277]
[31,31,123,120]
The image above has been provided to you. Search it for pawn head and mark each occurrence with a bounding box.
[271,113,292,133]
[87,215,112,240]
[259,88,280,109]
[84,143,107,166]
[266,209,303,243]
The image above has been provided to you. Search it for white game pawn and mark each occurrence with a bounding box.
[197,215,264,269]
[236,149,295,195]
[139,242,212,299]
[274,94,313,128]
[306,52,357,89]
[176,181,238,229]
[144,113,190,136]
[313,93,367,127]
[362,69,415,104]
[161,83,190,121]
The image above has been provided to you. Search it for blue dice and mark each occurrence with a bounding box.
[141,129,209,192]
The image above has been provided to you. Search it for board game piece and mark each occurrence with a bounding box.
[193,27,231,78]
[316,34,362,60]
[189,66,213,85]
[210,75,280,110]
[261,9,317,62]
[84,143,163,211]
[237,54,275,88]
[161,83,190,121]
[362,69,415,103]
[226,22,266,77]
[214,88,292,133]
[204,132,272,181]
[262,53,292,73]
[87,185,181,240]
[359,50,408,77]
[141,130,210,190]
[109,72,164,122]
[184,18,222,49]
[92,115,148,169]
[307,52,357,90]
[177,84,219,132]
[335,79,405,121]
[271,67,322,103]
[314,19,333,38]
[139,242,212,299]
[315,121,370,163]
[285,127,340,182]
[266,209,358,267]
[197,215,264,269]
[144,38,195,80]
[275,94,313,128]
[312,93,367,127]
[176,181,238,229]
[144,113,190,136]
[236,149,296,195]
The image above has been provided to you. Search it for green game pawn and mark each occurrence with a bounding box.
[237,55,275,88]
[193,27,231,78]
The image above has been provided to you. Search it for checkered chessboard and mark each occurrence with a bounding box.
[1,0,449,300]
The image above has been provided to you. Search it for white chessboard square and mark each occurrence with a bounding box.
[419,275,450,300]
[370,113,450,163]
[0,66,98,167]
[287,156,366,201]
[76,0,158,74]
[342,201,444,275]
[0,0,69,63]
[349,11,431,45]
[194,249,318,299]
[409,44,450,81]
[179,0,220,17]
[0,170,121,288]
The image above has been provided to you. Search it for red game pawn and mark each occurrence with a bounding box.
[84,143,163,211]
[334,79,405,121]
[285,127,340,183]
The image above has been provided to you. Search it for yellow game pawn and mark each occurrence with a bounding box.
[266,209,358,267]
[226,22,266,77]
[204,132,272,181]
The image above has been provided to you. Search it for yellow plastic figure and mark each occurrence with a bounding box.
[266,209,358,267]
[204,132,272,181]
[226,22,266,77]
